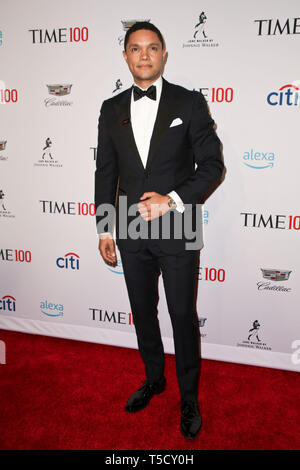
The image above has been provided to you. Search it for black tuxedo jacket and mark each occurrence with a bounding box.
[95,77,224,253]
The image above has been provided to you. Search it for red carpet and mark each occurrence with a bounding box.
[0,329,299,450]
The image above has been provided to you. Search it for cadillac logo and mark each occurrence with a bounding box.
[118,19,150,46]
[261,269,291,281]
[46,84,72,96]
[121,19,150,32]
[0,140,7,151]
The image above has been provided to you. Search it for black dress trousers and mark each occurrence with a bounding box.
[119,239,200,401]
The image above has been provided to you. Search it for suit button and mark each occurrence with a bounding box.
[144,170,149,179]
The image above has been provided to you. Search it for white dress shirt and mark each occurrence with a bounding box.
[131,76,184,212]
[100,75,184,238]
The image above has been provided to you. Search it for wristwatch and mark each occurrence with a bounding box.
[167,195,177,210]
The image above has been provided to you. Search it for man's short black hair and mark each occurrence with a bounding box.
[124,21,165,51]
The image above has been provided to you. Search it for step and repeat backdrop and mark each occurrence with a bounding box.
[1,0,299,371]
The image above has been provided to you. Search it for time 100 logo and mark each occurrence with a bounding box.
[198,266,226,282]
[0,88,18,103]
[198,87,234,103]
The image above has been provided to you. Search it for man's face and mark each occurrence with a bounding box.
[123,29,166,86]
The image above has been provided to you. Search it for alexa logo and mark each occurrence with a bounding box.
[203,209,209,225]
[242,149,275,170]
[267,84,299,106]
[56,252,80,270]
[40,300,64,317]
[106,258,123,275]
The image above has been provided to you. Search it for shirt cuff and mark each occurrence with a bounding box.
[167,191,185,213]
[99,232,113,239]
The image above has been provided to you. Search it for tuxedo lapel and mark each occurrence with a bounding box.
[146,78,177,171]
[114,87,145,172]
[114,78,178,173]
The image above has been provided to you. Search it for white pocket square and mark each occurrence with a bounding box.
[170,117,183,127]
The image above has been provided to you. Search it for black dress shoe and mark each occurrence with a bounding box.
[125,377,166,413]
[180,400,202,439]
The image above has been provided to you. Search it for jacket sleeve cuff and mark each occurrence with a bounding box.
[167,191,185,213]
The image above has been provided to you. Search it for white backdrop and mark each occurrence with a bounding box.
[1,0,299,372]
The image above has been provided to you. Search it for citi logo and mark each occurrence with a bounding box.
[267,84,299,106]
[0,295,16,312]
[56,252,80,270]
[29,27,88,44]
[242,149,275,169]
[40,300,64,317]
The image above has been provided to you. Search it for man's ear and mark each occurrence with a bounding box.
[122,50,128,63]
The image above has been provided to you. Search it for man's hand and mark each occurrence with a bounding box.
[98,236,117,266]
[138,192,170,221]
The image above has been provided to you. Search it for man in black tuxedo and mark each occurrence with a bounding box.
[95,22,224,439]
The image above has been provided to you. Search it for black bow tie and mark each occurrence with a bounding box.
[133,85,156,101]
